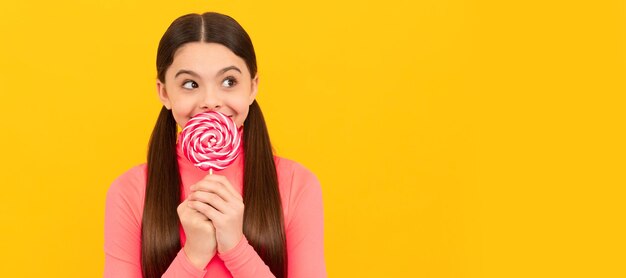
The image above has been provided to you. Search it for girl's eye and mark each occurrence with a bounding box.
[222,77,238,88]
[182,80,198,89]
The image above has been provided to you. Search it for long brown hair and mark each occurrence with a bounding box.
[142,12,287,278]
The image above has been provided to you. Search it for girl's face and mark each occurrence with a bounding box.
[157,42,258,129]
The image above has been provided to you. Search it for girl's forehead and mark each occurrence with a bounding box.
[170,42,248,75]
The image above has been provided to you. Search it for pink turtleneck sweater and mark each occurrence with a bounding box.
[104,138,326,277]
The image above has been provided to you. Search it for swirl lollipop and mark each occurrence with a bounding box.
[179,111,243,174]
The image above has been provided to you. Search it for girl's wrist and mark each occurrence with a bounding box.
[183,244,214,270]
[218,233,244,254]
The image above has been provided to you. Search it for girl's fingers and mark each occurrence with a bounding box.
[188,191,229,213]
[191,175,242,202]
[188,200,220,221]
[180,200,209,221]
[203,174,242,201]
[192,180,235,203]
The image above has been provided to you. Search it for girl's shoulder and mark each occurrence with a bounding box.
[273,156,323,228]
[106,163,148,205]
[274,156,320,184]
[105,164,148,237]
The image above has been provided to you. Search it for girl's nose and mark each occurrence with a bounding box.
[200,88,222,110]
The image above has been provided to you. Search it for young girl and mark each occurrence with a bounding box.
[104,12,326,278]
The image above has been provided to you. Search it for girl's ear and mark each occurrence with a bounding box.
[248,74,259,105]
[156,80,172,110]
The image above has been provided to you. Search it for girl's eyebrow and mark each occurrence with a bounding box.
[174,66,242,78]
[174,69,200,78]
[217,66,242,76]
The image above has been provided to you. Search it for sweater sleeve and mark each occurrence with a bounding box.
[215,162,327,278]
[285,164,327,278]
[217,235,275,277]
[103,167,143,277]
[103,166,207,278]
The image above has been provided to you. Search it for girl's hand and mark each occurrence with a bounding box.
[187,174,245,254]
[177,193,218,269]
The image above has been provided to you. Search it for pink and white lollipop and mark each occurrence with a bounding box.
[179,111,243,173]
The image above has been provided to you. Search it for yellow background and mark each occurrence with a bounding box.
[1,0,625,277]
